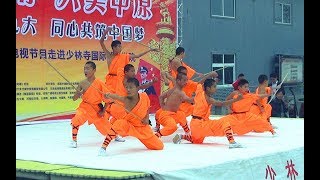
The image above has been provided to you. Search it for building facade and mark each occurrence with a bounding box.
[179,0,304,115]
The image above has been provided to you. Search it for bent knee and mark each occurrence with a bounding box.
[156,143,164,150]
[71,117,82,126]
[167,125,178,133]
[150,143,164,150]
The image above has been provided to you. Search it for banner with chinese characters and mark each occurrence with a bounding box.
[16,0,177,121]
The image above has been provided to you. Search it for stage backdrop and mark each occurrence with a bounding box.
[16,0,177,122]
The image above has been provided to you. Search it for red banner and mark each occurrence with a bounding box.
[16,0,177,120]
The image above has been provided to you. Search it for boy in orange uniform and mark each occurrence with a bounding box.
[99,78,164,156]
[109,64,157,123]
[70,61,112,148]
[161,47,203,87]
[225,79,276,136]
[172,78,243,148]
[100,28,157,93]
[249,74,274,128]
[154,73,194,138]
[177,66,218,116]
[155,66,218,131]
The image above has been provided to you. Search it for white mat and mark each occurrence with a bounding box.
[16,116,304,179]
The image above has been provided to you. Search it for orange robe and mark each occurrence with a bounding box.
[105,54,130,93]
[190,84,233,143]
[156,108,189,136]
[225,92,274,135]
[109,69,128,123]
[249,87,272,119]
[178,80,198,116]
[71,78,111,135]
[112,92,164,150]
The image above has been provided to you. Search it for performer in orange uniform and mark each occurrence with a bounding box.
[172,79,243,148]
[225,79,276,136]
[177,66,218,116]
[249,74,273,127]
[99,27,157,93]
[110,64,157,123]
[108,64,136,124]
[70,61,112,148]
[154,73,194,138]
[98,78,164,156]
[169,47,201,79]
[155,66,218,131]
[161,47,203,88]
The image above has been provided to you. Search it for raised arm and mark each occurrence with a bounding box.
[104,92,126,103]
[226,91,238,101]
[197,71,218,84]
[72,82,83,101]
[161,71,170,86]
[139,77,158,90]
[181,92,194,104]
[165,72,176,84]
[225,91,239,113]
[161,71,176,86]
[99,28,112,66]
[130,48,158,59]
[258,93,271,99]
[207,93,243,107]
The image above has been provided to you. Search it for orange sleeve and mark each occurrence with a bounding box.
[183,80,198,97]
[231,93,258,112]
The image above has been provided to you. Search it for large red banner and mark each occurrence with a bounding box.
[16,0,177,121]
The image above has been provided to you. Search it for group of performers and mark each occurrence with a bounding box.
[69,28,278,156]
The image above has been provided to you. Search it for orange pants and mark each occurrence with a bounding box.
[178,102,194,117]
[225,112,274,135]
[249,104,272,120]
[112,119,164,150]
[156,109,189,136]
[71,110,111,136]
[190,116,232,144]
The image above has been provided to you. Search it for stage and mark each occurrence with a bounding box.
[16,115,304,179]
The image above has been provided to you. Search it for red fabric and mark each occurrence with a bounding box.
[232,79,240,90]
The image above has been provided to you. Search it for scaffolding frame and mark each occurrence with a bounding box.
[177,0,183,47]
